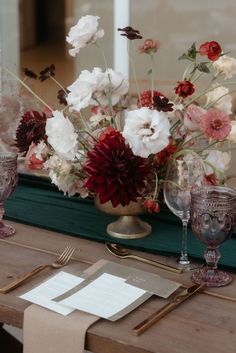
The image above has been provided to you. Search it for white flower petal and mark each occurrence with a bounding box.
[45,110,78,160]
[123,107,170,158]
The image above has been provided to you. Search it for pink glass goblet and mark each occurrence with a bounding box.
[190,186,236,287]
[0,152,18,238]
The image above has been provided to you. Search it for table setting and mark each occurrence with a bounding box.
[0,11,236,353]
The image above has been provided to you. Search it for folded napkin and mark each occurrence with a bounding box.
[23,304,99,353]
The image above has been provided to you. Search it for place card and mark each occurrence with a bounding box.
[58,272,146,319]
[19,271,84,316]
[54,260,181,321]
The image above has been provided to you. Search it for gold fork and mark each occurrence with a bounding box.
[0,246,76,294]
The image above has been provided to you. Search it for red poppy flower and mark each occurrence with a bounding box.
[199,41,222,61]
[175,80,195,98]
[85,129,150,207]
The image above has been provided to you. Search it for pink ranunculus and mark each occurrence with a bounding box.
[200,108,232,140]
[184,104,206,131]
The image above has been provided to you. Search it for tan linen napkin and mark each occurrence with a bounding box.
[23,304,99,353]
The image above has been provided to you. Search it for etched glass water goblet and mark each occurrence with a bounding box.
[0,151,18,238]
[190,186,236,287]
[164,156,204,266]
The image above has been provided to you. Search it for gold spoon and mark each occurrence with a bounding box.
[105,242,183,274]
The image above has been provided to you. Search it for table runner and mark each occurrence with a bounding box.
[24,305,99,353]
[5,174,236,271]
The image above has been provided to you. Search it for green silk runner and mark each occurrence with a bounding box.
[5,174,236,271]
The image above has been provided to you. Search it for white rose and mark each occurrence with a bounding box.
[228,120,236,143]
[45,110,78,160]
[204,150,231,175]
[123,107,170,158]
[206,84,232,115]
[66,15,104,56]
[213,55,236,79]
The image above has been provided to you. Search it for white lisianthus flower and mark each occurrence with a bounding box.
[206,84,232,115]
[213,55,236,79]
[95,69,129,106]
[46,110,78,160]
[66,15,104,56]
[228,120,236,143]
[204,150,231,175]
[67,68,103,111]
[67,67,128,112]
[123,107,170,158]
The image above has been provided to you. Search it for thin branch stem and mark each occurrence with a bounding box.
[3,67,52,111]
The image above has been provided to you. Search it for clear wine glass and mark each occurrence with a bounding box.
[164,155,204,267]
[190,185,236,287]
[0,151,18,238]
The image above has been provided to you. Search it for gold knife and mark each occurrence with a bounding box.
[132,283,204,336]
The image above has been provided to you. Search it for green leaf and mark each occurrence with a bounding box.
[197,63,210,73]
[147,68,152,75]
[188,43,197,60]
[178,53,190,61]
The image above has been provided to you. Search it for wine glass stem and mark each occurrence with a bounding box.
[205,246,220,270]
[180,219,189,263]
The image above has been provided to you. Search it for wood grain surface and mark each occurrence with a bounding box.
[0,221,236,353]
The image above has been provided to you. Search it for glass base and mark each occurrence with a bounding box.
[178,256,190,266]
[0,222,16,238]
[191,268,232,287]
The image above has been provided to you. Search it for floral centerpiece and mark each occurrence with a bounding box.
[13,15,236,236]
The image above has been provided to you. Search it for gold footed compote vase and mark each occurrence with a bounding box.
[190,186,236,287]
[0,152,18,238]
[95,197,151,239]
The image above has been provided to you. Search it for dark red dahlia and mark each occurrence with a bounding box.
[15,111,47,154]
[137,90,162,109]
[85,129,150,207]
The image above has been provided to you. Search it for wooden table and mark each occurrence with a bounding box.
[0,221,236,353]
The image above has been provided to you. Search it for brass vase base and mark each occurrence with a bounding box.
[95,197,152,239]
[107,215,152,239]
